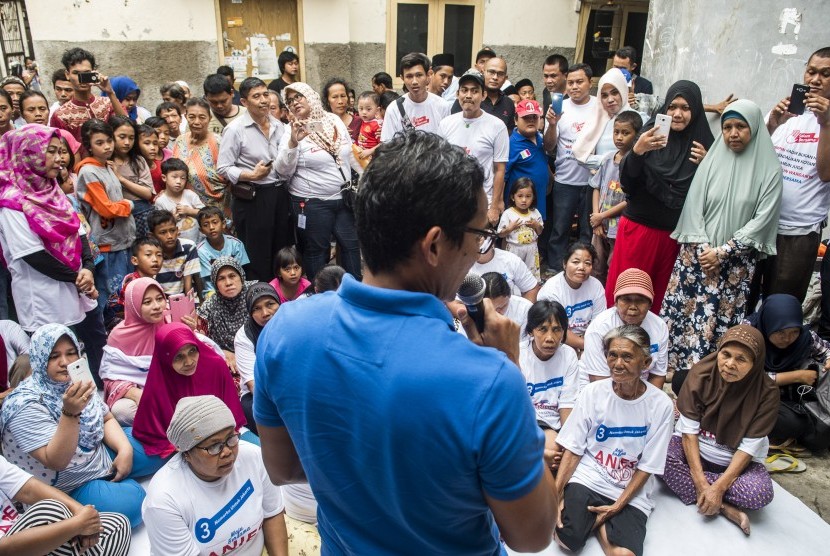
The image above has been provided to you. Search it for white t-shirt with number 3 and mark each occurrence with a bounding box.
[556,379,673,515]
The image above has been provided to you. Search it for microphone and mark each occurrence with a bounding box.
[457,272,486,333]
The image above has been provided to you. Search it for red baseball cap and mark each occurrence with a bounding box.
[516,99,542,118]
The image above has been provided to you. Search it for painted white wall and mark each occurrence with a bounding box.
[483,0,579,47]
[25,0,217,42]
[301,0,351,43]
[348,0,386,43]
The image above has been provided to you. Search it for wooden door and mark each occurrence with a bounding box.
[217,0,300,81]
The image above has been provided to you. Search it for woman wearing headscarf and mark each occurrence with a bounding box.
[0,324,163,527]
[277,82,362,282]
[572,67,640,168]
[605,80,714,313]
[132,323,249,458]
[662,99,783,388]
[143,395,288,556]
[105,76,152,123]
[747,294,830,452]
[0,125,107,384]
[664,325,779,536]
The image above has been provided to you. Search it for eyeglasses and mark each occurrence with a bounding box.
[194,433,240,456]
[285,93,305,107]
[485,70,507,78]
[465,226,499,254]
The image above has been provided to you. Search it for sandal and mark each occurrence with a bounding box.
[765,453,807,473]
[769,438,813,458]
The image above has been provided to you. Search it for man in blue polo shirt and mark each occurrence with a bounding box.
[254,131,557,554]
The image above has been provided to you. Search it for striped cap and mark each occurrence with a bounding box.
[614,268,654,302]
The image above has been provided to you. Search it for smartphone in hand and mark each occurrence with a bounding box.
[167,293,196,323]
[67,357,96,386]
[654,114,672,139]
[788,84,809,115]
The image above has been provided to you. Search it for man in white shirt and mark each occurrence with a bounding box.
[439,70,509,226]
[381,53,450,141]
[545,63,597,274]
[759,46,830,303]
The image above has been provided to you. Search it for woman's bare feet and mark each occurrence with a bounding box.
[721,502,750,535]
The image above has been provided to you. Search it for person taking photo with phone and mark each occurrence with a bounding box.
[49,48,125,144]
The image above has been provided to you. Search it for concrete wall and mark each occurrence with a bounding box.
[643,0,830,114]
[25,0,219,109]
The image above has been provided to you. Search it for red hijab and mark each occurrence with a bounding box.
[132,323,245,457]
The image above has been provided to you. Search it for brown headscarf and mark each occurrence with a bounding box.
[677,325,779,449]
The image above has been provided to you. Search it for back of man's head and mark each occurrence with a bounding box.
[372,72,393,89]
[355,131,483,274]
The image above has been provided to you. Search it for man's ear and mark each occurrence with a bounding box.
[418,226,443,268]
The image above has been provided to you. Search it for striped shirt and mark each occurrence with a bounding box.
[157,239,200,295]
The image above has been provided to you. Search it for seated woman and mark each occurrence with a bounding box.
[0,453,131,555]
[143,395,288,555]
[235,282,280,434]
[197,257,256,373]
[555,324,673,556]
[580,268,668,391]
[663,325,778,535]
[0,318,31,404]
[538,242,607,351]
[482,271,532,337]
[520,300,578,470]
[133,323,253,458]
[747,294,830,452]
[0,324,163,527]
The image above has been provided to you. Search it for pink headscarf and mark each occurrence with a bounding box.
[57,128,81,155]
[107,277,165,357]
[0,124,82,269]
[132,323,246,457]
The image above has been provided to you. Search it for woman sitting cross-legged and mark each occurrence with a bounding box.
[142,395,288,556]
[555,324,673,556]
[663,325,779,535]
[0,324,164,528]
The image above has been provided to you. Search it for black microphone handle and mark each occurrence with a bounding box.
[465,301,485,334]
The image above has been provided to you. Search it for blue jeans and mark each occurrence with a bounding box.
[94,249,131,323]
[71,427,168,527]
[291,196,362,282]
[547,181,592,273]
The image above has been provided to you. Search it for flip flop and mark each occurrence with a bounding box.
[765,453,807,473]
[769,438,813,458]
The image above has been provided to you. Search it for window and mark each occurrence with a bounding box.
[387,0,483,83]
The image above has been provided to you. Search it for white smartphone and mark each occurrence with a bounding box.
[67,357,96,386]
[305,120,323,133]
[654,114,671,139]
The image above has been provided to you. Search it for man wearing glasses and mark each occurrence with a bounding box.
[451,56,516,132]
[255,131,558,554]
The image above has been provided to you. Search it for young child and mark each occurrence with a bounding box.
[154,158,204,243]
[147,209,200,296]
[269,246,311,303]
[195,206,250,295]
[118,236,163,307]
[141,119,166,193]
[145,116,173,160]
[109,115,154,238]
[353,91,383,168]
[589,110,642,283]
[75,118,136,323]
[497,177,544,281]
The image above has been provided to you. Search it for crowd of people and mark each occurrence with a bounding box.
[0,39,826,555]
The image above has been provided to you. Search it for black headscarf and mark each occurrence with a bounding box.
[747,294,812,373]
[639,80,714,209]
[243,282,280,347]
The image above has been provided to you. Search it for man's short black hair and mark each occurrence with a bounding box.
[614,110,643,134]
[372,72,393,89]
[147,210,177,233]
[543,54,569,73]
[52,68,69,87]
[203,74,232,97]
[615,46,639,65]
[399,53,431,75]
[354,131,483,274]
[239,77,267,99]
[278,51,300,75]
[216,65,235,80]
[197,205,224,225]
[61,47,95,70]
[475,47,497,63]
[567,63,593,80]
[809,46,830,61]
[161,157,189,176]
[379,91,400,110]
[145,116,168,130]
[131,236,162,256]
[155,101,181,117]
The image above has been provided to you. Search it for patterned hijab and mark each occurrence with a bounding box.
[1,324,106,451]
[0,124,82,269]
[196,256,257,351]
[283,82,345,158]
[678,325,779,449]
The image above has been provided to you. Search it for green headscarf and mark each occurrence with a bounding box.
[671,99,782,255]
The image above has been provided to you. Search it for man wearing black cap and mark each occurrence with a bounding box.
[429,53,455,97]
[439,70,509,226]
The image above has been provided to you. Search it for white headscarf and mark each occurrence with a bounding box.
[572,68,631,162]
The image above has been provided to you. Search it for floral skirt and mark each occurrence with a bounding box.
[661,244,757,373]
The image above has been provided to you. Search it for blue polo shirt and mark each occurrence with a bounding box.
[254,275,544,555]
[505,129,550,219]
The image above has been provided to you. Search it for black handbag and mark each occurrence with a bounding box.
[803,368,830,430]
[230,181,256,201]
